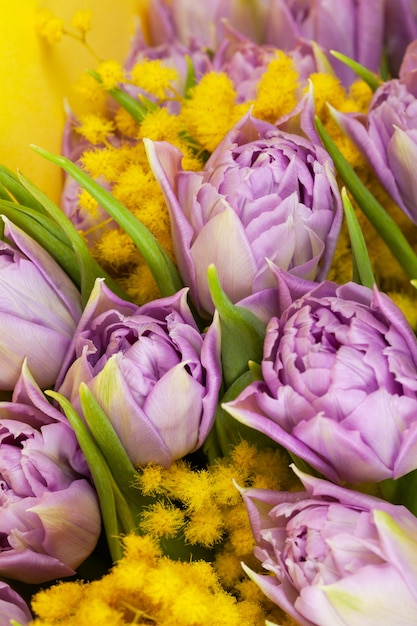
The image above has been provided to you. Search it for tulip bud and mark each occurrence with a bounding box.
[331,76,417,225]
[0,412,100,583]
[58,279,222,468]
[0,217,82,390]
[0,581,32,626]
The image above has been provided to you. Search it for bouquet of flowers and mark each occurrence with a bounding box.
[1,1,417,624]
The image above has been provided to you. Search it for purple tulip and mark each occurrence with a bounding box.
[57,279,222,468]
[279,0,385,85]
[145,0,385,85]
[241,466,417,626]
[384,0,417,76]
[331,71,417,224]
[0,403,100,583]
[124,26,212,112]
[211,25,293,103]
[225,270,417,484]
[144,0,281,50]
[0,582,32,626]
[0,217,82,390]
[145,111,342,317]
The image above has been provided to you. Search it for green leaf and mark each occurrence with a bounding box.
[207,264,265,388]
[17,169,130,305]
[379,469,417,517]
[31,145,184,298]
[330,50,382,92]
[78,384,151,519]
[0,181,13,201]
[0,164,48,213]
[46,390,126,561]
[0,199,81,285]
[342,188,376,288]
[315,116,417,280]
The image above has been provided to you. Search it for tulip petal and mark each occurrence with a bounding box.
[191,206,257,312]
[28,481,100,570]
[298,564,417,625]
[387,126,417,218]
[89,355,173,467]
[374,509,417,595]
[143,362,205,460]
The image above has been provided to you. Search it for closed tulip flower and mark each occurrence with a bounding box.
[0,217,82,390]
[145,112,342,317]
[241,467,417,626]
[145,0,384,85]
[58,280,222,468]
[331,70,417,224]
[0,582,32,626]
[0,412,100,583]
[225,271,417,484]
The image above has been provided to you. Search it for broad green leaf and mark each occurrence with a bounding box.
[207,264,265,388]
[0,164,48,214]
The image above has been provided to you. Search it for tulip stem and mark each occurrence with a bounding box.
[315,116,417,280]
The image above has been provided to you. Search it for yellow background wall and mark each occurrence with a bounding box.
[0,0,142,201]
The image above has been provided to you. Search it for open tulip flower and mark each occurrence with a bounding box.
[241,466,417,626]
[225,270,417,485]
[146,111,342,317]
[0,217,82,391]
[57,279,222,468]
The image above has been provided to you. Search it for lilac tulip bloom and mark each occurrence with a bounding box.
[241,466,417,626]
[144,0,281,50]
[0,407,100,583]
[279,0,385,85]
[0,582,32,626]
[225,271,417,484]
[145,111,342,317]
[58,280,222,468]
[384,0,417,76]
[331,41,417,225]
[145,0,384,85]
[0,217,82,390]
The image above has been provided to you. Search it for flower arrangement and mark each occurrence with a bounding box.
[1,1,417,624]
